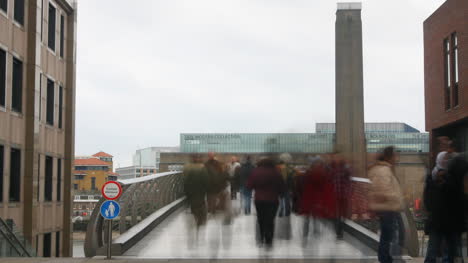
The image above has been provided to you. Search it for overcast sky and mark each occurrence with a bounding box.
[75,0,446,168]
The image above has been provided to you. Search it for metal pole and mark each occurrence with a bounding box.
[107,220,112,260]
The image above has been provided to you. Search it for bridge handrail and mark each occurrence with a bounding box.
[117,171,181,185]
[84,171,185,257]
[349,176,419,257]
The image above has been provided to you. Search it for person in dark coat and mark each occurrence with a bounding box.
[184,154,208,227]
[424,140,467,263]
[238,156,255,214]
[247,157,286,249]
[205,152,229,214]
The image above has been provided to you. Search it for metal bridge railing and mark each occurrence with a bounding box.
[348,176,420,257]
[84,171,185,257]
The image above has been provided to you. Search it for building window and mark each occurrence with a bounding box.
[73,184,78,190]
[55,231,60,257]
[444,39,451,110]
[0,49,5,108]
[452,33,459,107]
[39,74,42,120]
[0,0,7,13]
[58,85,63,128]
[46,79,54,125]
[37,155,40,201]
[0,145,3,202]
[44,156,53,201]
[43,232,51,257]
[91,177,96,190]
[48,3,56,51]
[14,0,24,26]
[40,0,43,41]
[74,174,84,180]
[12,57,23,113]
[60,15,64,57]
[9,148,21,202]
[57,159,61,201]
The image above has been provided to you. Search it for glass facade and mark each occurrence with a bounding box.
[180,124,429,154]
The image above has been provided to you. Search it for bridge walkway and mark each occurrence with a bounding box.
[124,199,376,259]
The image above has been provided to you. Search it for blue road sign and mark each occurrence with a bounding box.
[100,200,120,220]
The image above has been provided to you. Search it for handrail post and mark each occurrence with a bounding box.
[106,220,112,259]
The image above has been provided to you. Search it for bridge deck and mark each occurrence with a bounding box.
[124,200,376,259]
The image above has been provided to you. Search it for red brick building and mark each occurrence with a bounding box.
[424,0,468,158]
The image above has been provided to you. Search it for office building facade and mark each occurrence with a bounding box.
[180,123,428,154]
[424,0,468,160]
[0,0,77,257]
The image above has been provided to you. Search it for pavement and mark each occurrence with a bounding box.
[0,258,428,263]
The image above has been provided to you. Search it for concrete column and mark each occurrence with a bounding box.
[335,2,367,177]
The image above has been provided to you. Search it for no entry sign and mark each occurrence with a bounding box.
[101,181,122,200]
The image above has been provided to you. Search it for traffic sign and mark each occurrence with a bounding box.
[101,181,122,200]
[100,200,120,220]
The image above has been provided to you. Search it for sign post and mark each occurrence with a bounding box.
[100,181,122,260]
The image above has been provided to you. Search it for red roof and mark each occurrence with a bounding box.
[93,152,113,158]
[74,158,110,166]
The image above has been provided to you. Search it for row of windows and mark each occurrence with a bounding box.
[0,0,25,26]
[0,50,22,112]
[0,146,62,202]
[0,0,66,57]
[181,133,429,153]
[0,49,64,128]
[74,166,108,171]
[73,177,97,190]
[444,32,460,110]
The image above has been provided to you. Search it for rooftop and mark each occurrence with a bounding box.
[337,2,362,10]
[74,158,110,166]
[93,151,113,158]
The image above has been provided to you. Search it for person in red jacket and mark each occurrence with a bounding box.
[247,157,286,249]
[300,156,337,246]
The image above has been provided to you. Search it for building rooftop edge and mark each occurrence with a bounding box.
[337,2,362,10]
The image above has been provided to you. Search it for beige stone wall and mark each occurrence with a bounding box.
[0,0,76,257]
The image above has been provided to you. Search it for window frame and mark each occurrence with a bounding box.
[57,158,61,201]
[9,147,21,202]
[0,145,3,202]
[46,78,54,125]
[44,156,53,202]
[0,48,6,109]
[13,0,24,26]
[443,38,451,110]
[47,1,57,52]
[451,33,459,107]
[58,85,63,128]
[60,14,64,58]
[0,0,7,15]
[11,56,23,113]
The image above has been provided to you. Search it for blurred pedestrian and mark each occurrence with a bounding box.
[300,156,336,245]
[227,156,241,200]
[277,153,295,217]
[330,152,352,240]
[247,157,286,249]
[368,146,404,263]
[239,156,255,215]
[184,154,208,227]
[205,152,230,214]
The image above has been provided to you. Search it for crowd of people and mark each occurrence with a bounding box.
[183,151,353,250]
[182,140,468,262]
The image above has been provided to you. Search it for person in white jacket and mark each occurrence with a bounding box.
[368,146,405,263]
